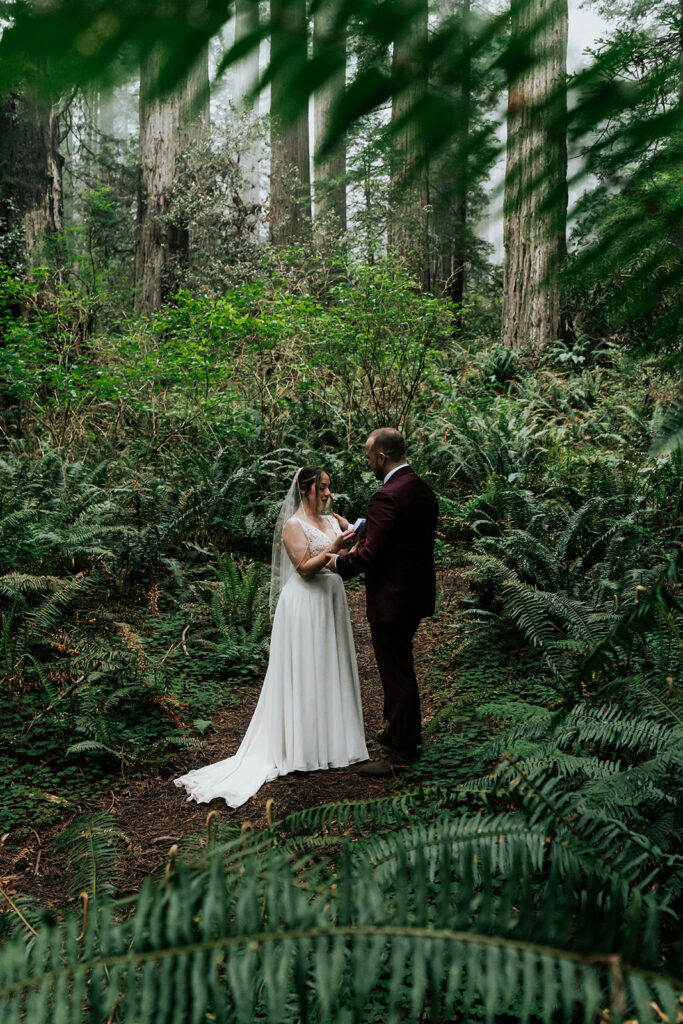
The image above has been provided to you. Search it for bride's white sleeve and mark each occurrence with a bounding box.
[282,519,311,575]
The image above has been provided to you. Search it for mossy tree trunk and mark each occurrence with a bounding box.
[0,89,63,262]
[388,0,430,291]
[502,0,568,353]
[270,0,311,244]
[430,0,470,309]
[134,46,209,315]
[234,0,261,210]
[313,1,347,236]
[449,0,470,311]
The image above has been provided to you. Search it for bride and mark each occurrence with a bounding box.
[174,466,369,808]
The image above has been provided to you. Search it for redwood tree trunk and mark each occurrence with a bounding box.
[430,0,470,308]
[270,0,311,244]
[234,0,261,209]
[502,0,568,353]
[450,0,470,310]
[388,0,429,290]
[313,2,347,234]
[0,90,63,260]
[134,47,209,314]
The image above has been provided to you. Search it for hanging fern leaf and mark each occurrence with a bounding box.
[0,842,680,1024]
[649,398,683,457]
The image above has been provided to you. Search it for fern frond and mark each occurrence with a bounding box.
[492,745,624,781]
[65,740,123,759]
[649,398,683,457]
[0,573,65,598]
[469,553,520,587]
[26,571,98,639]
[555,496,610,561]
[499,580,560,648]
[0,845,680,1024]
[354,812,569,883]
[480,529,564,590]
[54,813,127,903]
[561,703,682,757]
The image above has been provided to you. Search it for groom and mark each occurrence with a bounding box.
[326,428,439,777]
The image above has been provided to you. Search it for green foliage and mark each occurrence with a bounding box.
[303,260,453,429]
[424,403,548,495]
[1,0,678,360]
[0,123,681,1018]
[568,143,683,363]
[461,473,681,682]
[54,813,127,903]
[650,398,683,457]
[0,257,451,445]
[202,551,269,683]
[477,343,521,387]
[0,794,681,1024]
[566,0,682,361]
[0,440,279,830]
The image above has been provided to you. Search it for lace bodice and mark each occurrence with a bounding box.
[295,516,342,558]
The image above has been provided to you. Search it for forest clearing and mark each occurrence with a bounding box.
[0,0,681,1019]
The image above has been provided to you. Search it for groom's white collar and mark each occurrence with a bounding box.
[383,463,409,485]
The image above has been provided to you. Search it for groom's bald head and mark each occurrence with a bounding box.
[365,428,406,480]
[367,428,406,462]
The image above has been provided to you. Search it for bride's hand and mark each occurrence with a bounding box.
[329,528,355,554]
[332,511,350,530]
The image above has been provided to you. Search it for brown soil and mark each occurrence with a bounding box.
[0,570,465,910]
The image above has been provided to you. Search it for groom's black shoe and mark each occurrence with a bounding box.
[357,745,420,777]
[374,728,392,747]
[357,759,394,778]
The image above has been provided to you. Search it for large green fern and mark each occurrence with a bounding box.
[54,813,127,904]
[0,835,680,1024]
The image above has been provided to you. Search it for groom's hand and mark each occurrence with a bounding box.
[325,552,339,571]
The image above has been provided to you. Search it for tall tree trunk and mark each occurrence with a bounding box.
[234,0,261,209]
[502,0,568,353]
[450,0,470,310]
[0,90,63,261]
[270,0,311,244]
[135,47,209,314]
[430,0,470,308]
[0,88,63,429]
[84,84,99,167]
[81,83,106,201]
[313,1,347,234]
[388,0,429,290]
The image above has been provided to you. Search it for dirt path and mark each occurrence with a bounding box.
[0,572,462,908]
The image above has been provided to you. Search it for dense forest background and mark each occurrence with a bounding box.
[0,0,681,1019]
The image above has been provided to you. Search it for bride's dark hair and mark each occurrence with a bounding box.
[296,466,325,507]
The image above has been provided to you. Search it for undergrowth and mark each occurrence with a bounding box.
[0,270,681,1021]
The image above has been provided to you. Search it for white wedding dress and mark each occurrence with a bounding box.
[174,516,368,808]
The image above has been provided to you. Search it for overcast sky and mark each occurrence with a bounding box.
[568,0,608,71]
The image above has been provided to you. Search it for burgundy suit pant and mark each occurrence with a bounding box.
[370,617,422,749]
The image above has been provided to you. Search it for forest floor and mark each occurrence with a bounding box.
[0,569,466,912]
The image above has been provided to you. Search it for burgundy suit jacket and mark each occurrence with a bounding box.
[335,466,439,623]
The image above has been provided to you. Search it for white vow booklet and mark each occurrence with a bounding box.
[351,518,366,533]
